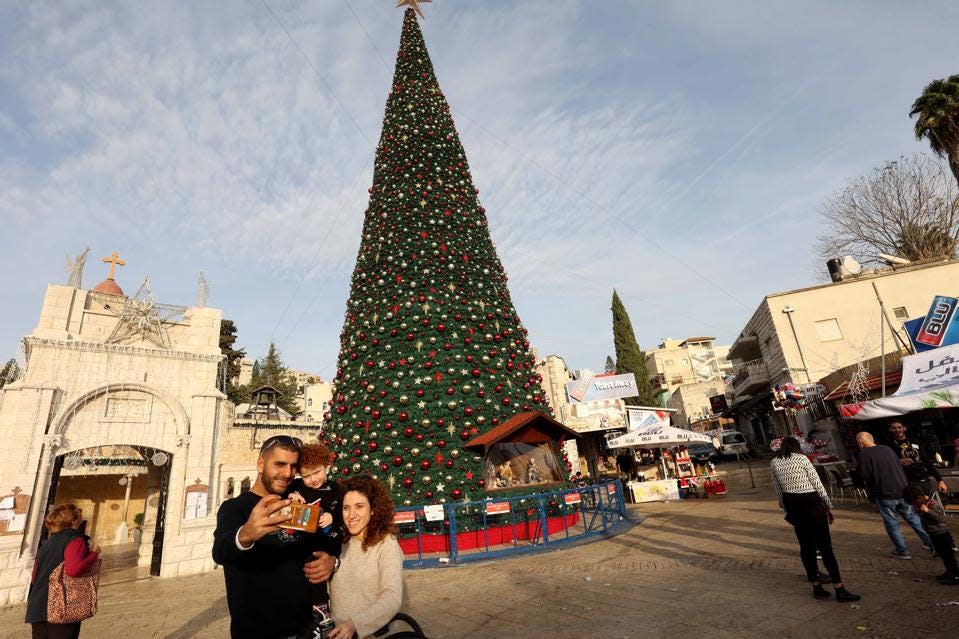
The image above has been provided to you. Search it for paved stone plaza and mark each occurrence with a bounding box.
[2,486,958,638]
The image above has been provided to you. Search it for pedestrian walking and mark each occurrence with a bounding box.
[856,432,932,559]
[770,437,860,602]
[25,504,101,639]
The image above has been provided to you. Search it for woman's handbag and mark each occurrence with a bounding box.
[47,557,102,623]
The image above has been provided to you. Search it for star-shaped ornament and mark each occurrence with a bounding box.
[102,277,185,350]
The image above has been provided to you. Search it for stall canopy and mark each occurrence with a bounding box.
[606,424,713,449]
[463,410,581,452]
[841,344,959,420]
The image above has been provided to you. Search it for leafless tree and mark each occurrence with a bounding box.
[815,154,959,272]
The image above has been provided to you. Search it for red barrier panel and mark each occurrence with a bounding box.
[398,512,580,555]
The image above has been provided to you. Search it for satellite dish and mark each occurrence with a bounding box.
[841,255,862,276]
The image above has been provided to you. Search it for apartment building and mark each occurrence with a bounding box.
[646,337,733,404]
[725,258,959,446]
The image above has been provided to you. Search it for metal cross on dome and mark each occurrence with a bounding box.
[104,277,186,350]
[396,0,430,18]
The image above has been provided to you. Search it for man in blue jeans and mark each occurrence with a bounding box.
[856,432,931,559]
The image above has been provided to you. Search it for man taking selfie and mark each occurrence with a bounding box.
[213,435,338,639]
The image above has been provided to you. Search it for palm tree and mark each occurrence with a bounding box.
[910,74,959,187]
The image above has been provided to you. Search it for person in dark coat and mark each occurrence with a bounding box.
[857,431,932,559]
[212,435,338,639]
[888,421,948,495]
[25,504,101,639]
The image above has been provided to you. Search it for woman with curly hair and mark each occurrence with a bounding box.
[328,475,404,639]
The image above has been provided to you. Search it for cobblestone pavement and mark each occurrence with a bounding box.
[3,487,958,638]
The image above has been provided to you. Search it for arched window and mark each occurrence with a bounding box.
[240,477,251,494]
[225,478,235,499]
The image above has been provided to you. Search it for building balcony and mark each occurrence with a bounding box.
[730,359,770,397]
[728,334,762,363]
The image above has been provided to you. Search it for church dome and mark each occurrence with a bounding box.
[92,279,124,296]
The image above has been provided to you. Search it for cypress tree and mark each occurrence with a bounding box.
[611,291,654,406]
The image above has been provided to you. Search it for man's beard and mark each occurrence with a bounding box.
[262,473,289,495]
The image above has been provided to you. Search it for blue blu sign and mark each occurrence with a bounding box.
[905,295,959,353]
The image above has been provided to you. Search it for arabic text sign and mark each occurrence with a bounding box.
[895,344,959,396]
[565,373,637,404]
[904,295,959,353]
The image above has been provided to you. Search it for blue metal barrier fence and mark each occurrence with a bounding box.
[395,480,631,567]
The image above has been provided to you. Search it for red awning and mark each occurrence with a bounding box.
[463,411,580,452]
[824,369,902,402]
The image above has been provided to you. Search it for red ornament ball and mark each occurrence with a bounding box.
[402,477,414,489]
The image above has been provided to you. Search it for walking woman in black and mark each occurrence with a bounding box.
[770,437,860,602]
[25,504,101,638]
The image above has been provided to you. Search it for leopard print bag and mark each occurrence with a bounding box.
[47,557,102,623]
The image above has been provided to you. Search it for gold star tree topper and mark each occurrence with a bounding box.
[396,0,430,18]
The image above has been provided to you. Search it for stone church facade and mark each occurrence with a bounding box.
[0,271,231,606]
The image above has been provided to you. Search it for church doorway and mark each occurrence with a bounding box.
[43,445,173,580]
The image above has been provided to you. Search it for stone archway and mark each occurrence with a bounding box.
[44,445,174,579]
[51,382,191,444]
[23,383,190,574]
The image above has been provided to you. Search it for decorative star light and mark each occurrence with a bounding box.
[417,400,426,409]
[447,423,456,436]
[435,483,445,492]
[103,278,185,350]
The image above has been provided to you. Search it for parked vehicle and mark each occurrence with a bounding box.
[716,431,749,457]
[686,443,719,464]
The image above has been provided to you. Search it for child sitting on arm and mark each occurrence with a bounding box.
[285,443,345,627]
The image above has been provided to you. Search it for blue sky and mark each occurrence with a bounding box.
[2,1,958,379]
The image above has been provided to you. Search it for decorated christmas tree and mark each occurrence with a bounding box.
[325,8,547,506]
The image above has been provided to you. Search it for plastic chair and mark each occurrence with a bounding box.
[372,612,429,639]
[827,468,864,505]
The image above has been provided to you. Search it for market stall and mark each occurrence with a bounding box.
[606,425,718,502]
[840,344,959,421]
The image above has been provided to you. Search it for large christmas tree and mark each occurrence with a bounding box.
[326,8,546,506]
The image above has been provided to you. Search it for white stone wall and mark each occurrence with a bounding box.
[0,284,226,607]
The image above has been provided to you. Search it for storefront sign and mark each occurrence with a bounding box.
[896,343,959,396]
[485,501,510,516]
[626,408,671,431]
[564,492,582,505]
[562,399,627,433]
[568,370,595,402]
[904,295,959,353]
[709,394,728,414]
[394,510,416,524]
[565,373,637,404]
